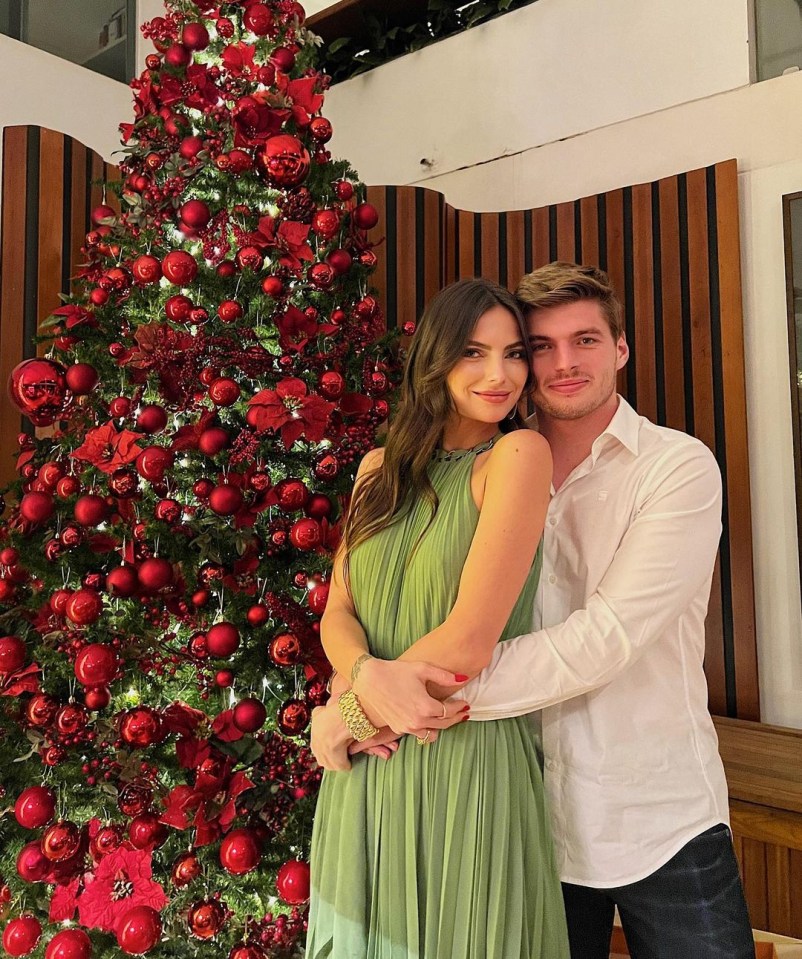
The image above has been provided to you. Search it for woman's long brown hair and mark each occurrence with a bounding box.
[342,278,533,573]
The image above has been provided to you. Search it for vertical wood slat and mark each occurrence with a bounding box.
[631,183,657,424]
[37,129,65,354]
[365,186,388,328]
[555,201,575,262]
[658,176,687,432]
[742,838,769,930]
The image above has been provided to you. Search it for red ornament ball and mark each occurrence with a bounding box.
[318,370,345,400]
[74,494,108,527]
[289,518,322,551]
[137,557,174,593]
[65,588,103,626]
[106,565,139,598]
[16,842,50,882]
[116,905,162,955]
[219,828,261,875]
[0,635,26,674]
[307,262,334,290]
[246,603,269,626]
[198,428,229,456]
[14,786,56,829]
[334,180,354,201]
[309,116,333,143]
[165,294,193,321]
[136,446,174,481]
[269,633,301,667]
[270,46,295,72]
[187,899,226,939]
[314,453,340,480]
[277,698,311,736]
[235,246,263,272]
[117,782,152,818]
[256,135,310,188]
[244,3,273,35]
[120,707,163,748]
[214,669,234,687]
[55,703,88,736]
[25,693,58,729]
[164,43,191,68]
[8,358,70,426]
[208,377,240,407]
[41,820,81,862]
[20,491,54,525]
[2,916,41,957]
[180,199,211,229]
[44,929,92,959]
[308,581,330,615]
[182,21,209,50]
[311,208,340,239]
[232,698,267,733]
[209,484,244,516]
[75,643,118,685]
[90,823,124,859]
[206,622,240,657]
[352,202,379,230]
[128,813,167,850]
[132,255,162,285]
[161,250,198,286]
[276,859,311,904]
[171,852,201,888]
[261,275,283,298]
[136,404,168,434]
[84,685,111,710]
[217,299,243,324]
[326,248,352,275]
[91,204,116,225]
[274,479,308,511]
[65,362,98,396]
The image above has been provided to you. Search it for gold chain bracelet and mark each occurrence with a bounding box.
[338,689,379,742]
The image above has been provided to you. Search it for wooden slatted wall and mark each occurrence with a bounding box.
[0,126,120,491]
[367,159,758,722]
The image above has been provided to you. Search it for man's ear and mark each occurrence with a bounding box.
[616,336,629,371]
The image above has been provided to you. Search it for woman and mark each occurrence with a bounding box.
[307,278,569,958]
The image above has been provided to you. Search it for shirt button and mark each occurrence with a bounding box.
[548,574,556,584]
[548,516,557,527]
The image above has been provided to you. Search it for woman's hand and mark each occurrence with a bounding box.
[349,726,404,760]
[310,702,353,772]
[353,658,469,736]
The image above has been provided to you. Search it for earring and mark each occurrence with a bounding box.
[506,407,516,421]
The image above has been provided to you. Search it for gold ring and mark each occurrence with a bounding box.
[416,730,431,746]
[440,702,448,720]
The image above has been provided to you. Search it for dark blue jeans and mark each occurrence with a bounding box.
[562,824,755,959]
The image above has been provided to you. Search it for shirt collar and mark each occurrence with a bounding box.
[591,395,640,460]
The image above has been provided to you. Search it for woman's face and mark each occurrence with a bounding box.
[445,305,529,427]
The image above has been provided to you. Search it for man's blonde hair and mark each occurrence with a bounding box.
[515,262,624,340]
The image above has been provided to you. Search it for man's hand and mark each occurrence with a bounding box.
[310,702,353,771]
[349,726,404,760]
[352,659,469,737]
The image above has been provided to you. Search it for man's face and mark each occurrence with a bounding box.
[527,299,629,421]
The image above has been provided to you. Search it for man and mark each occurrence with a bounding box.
[312,262,755,959]
[457,262,755,959]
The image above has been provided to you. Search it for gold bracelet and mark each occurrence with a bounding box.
[338,689,379,742]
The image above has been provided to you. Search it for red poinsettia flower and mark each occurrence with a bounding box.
[53,304,97,329]
[242,216,313,271]
[232,93,289,147]
[0,663,41,697]
[162,701,207,737]
[223,45,258,79]
[171,411,217,452]
[130,76,159,120]
[160,758,254,847]
[71,422,144,475]
[160,64,220,112]
[277,75,325,128]
[50,876,81,922]
[77,845,168,934]
[248,378,334,449]
[276,305,317,353]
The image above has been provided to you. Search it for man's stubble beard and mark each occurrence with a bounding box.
[534,369,618,421]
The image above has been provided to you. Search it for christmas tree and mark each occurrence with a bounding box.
[0,3,401,957]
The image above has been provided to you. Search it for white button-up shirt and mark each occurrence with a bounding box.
[463,397,730,887]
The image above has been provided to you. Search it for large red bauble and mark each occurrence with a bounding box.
[8,358,70,426]
[128,813,167,850]
[84,685,110,710]
[256,135,310,188]
[65,589,103,626]
[41,820,80,862]
[289,518,322,551]
[2,916,41,956]
[180,199,211,229]
[307,262,334,290]
[334,180,354,201]
[165,294,193,321]
[14,786,56,829]
[19,492,54,525]
[326,248,352,275]
[56,475,80,498]
[120,707,163,748]
[274,479,308,511]
[229,947,263,959]
[219,828,261,875]
[306,493,333,522]
[0,635,26,674]
[44,928,92,959]
[206,622,240,657]
[246,603,269,626]
[164,43,191,68]
[179,135,204,160]
[135,446,174,481]
[277,698,310,737]
[276,859,310,904]
[55,703,87,735]
[261,275,283,298]
[25,693,58,728]
[74,643,118,685]
[309,116,333,143]
[270,46,295,72]
[235,246,262,271]
[318,370,345,400]
[243,3,273,34]
[268,633,301,667]
[74,494,108,527]
[154,498,181,523]
[182,21,210,50]
[136,405,168,434]
[198,428,229,456]
[209,484,244,516]
[65,363,99,395]
[116,905,162,955]
[217,300,243,324]
[90,823,124,859]
[208,377,240,407]
[16,842,50,882]
[137,558,174,593]
[161,251,198,285]
[131,255,162,285]
[311,208,340,239]
[308,581,330,615]
[232,698,267,733]
[352,202,379,230]
[171,851,201,887]
[187,899,226,939]
[91,203,116,224]
[117,782,152,818]
[106,566,139,598]
[110,468,138,497]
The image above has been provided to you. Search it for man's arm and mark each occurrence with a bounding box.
[462,443,722,719]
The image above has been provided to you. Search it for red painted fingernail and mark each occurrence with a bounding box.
[454,674,469,683]
[461,714,470,722]
[461,703,470,712]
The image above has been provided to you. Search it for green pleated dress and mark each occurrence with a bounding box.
[307,438,569,959]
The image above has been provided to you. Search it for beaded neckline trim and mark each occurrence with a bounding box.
[432,436,497,462]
